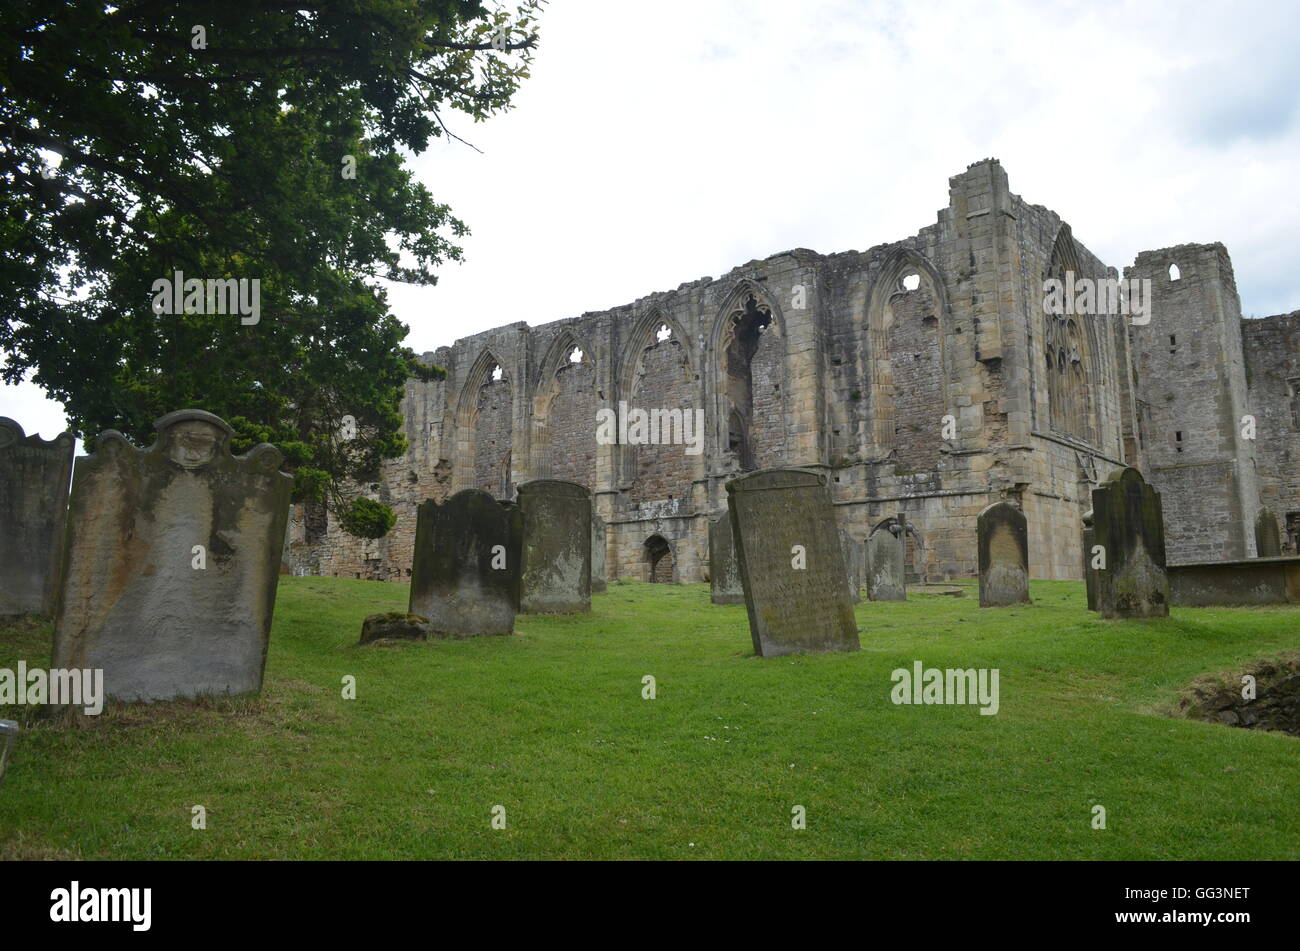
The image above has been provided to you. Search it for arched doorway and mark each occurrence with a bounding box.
[644,535,674,583]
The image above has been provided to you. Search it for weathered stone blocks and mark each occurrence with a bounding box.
[284,169,1299,589]
[1169,556,1300,607]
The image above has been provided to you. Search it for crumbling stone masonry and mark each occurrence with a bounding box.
[287,160,1300,582]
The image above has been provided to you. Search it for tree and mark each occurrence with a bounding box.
[0,0,542,535]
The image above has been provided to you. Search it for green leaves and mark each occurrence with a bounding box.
[340,496,398,539]
[0,0,542,537]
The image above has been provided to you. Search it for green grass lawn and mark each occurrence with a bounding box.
[2,577,1297,860]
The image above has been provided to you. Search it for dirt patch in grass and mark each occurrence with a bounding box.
[9,678,341,744]
[1174,651,1300,737]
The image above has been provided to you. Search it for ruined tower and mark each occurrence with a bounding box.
[1126,244,1260,562]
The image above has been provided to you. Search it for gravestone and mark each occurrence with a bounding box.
[1091,467,1169,619]
[840,529,863,603]
[409,489,522,636]
[1082,509,1098,611]
[708,509,744,605]
[51,410,293,701]
[591,513,608,594]
[1255,509,1282,558]
[977,501,1031,607]
[865,518,906,601]
[726,468,859,657]
[517,479,591,614]
[0,418,75,615]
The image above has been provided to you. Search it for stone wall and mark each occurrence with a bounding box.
[286,161,1297,584]
[1242,312,1300,553]
[1126,244,1260,564]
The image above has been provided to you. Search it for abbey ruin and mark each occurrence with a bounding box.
[285,159,1300,584]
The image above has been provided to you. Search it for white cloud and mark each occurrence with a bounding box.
[5,0,1298,426]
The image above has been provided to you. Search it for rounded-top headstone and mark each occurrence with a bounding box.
[977,500,1031,607]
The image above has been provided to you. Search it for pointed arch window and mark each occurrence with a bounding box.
[720,293,773,471]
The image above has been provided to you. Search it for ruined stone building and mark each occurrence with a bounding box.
[285,159,1299,584]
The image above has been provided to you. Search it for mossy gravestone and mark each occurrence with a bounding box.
[52,410,292,701]
[708,508,744,605]
[727,468,859,657]
[865,517,906,601]
[0,417,75,615]
[518,479,591,614]
[409,489,522,636]
[591,513,608,594]
[1255,509,1282,558]
[1091,467,1169,619]
[977,501,1031,607]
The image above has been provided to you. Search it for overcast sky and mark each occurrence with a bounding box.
[5,0,1298,440]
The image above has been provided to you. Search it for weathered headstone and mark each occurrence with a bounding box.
[0,418,75,615]
[865,517,906,601]
[1255,508,1282,558]
[1082,509,1098,611]
[591,513,608,594]
[708,509,744,605]
[409,489,522,636]
[1091,467,1169,619]
[840,529,863,603]
[726,468,859,657]
[51,410,293,701]
[977,501,1031,607]
[517,479,591,614]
